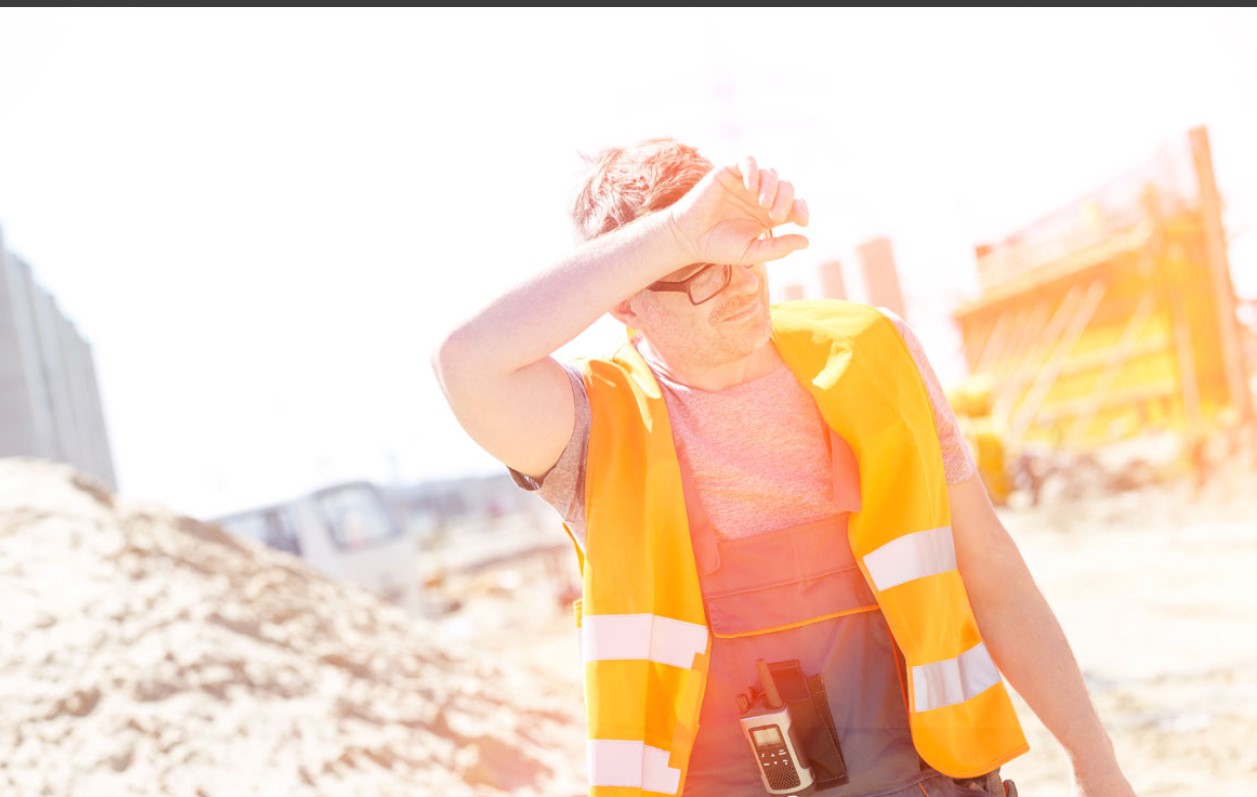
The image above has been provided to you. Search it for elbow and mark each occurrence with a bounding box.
[431,326,474,399]
[430,331,452,380]
[431,324,500,412]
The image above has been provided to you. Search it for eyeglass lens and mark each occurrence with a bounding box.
[689,264,732,304]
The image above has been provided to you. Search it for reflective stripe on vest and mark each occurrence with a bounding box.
[588,740,681,794]
[863,525,957,590]
[581,613,708,669]
[913,641,1002,712]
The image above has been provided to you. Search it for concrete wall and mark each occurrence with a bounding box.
[0,226,116,488]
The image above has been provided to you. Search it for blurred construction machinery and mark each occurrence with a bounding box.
[951,126,1253,503]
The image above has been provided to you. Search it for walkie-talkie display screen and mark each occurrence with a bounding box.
[752,726,783,746]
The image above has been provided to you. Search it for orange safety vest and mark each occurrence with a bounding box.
[567,299,1028,796]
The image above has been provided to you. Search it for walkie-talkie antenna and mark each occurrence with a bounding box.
[756,659,782,709]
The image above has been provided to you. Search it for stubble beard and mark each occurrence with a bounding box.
[709,286,772,362]
[637,282,773,371]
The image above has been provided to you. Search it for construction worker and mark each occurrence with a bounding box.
[432,138,1137,797]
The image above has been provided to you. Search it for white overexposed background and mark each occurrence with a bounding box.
[1,8,1253,518]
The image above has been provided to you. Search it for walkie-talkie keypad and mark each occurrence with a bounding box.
[751,724,802,790]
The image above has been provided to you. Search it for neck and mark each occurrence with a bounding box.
[637,337,782,391]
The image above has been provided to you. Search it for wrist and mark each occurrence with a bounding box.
[663,206,701,267]
[1066,741,1127,787]
[588,209,694,296]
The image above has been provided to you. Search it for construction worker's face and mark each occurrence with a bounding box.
[634,262,772,366]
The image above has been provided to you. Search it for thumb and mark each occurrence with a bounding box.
[751,232,809,263]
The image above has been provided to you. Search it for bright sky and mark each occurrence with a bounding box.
[1,8,1254,519]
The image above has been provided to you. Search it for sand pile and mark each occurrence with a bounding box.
[0,457,587,797]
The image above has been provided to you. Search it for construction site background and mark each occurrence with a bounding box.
[946,126,1254,507]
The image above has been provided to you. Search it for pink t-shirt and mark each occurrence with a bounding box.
[515,310,975,547]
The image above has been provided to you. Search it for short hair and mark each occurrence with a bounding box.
[571,137,713,242]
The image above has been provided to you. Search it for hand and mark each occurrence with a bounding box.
[666,155,810,267]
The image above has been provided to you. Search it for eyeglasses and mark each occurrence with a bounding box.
[646,229,772,305]
[646,263,734,305]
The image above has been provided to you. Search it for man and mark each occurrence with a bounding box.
[432,138,1137,797]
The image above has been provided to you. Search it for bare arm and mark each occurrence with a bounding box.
[949,475,1137,797]
[431,157,809,478]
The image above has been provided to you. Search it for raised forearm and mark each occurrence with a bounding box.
[436,210,686,379]
[430,155,809,479]
[430,210,689,478]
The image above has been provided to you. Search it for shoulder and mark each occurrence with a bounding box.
[873,306,912,337]
[874,306,920,352]
[570,339,666,393]
[568,343,662,436]
[770,298,883,325]
[871,307,936,375]
[770,299,907,356]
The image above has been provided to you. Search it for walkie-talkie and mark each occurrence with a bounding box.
[738,659,816,796]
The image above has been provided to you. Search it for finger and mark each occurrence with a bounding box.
[752,231,809,262]
[789,198,809,228]
[769,179,794,222]
[758,168,779,209]
[739,156,759,195]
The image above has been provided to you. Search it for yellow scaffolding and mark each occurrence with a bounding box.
[952,127,1251,467]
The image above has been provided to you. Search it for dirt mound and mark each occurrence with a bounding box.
[0,457,586,797]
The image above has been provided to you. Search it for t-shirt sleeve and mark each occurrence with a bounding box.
[506,363,590,546]
[879,309,977,485]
